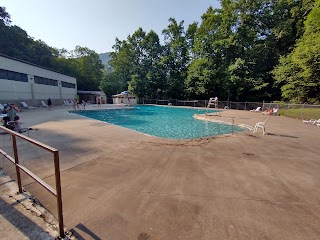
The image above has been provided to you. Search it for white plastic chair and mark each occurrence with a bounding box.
[40,101,48,108]
[303,119,320,125]
[272,108,279,116]
[0,103,5,111]
[253,119,268,135]
[21,102,37,110]
[250,107,261,112]
[66,100,73,106]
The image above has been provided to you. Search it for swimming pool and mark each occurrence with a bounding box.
[71,105,244,139]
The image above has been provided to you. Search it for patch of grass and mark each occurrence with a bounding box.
[279,108,320,120]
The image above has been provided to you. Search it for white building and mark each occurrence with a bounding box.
[0,53,77,107]
[77,90,107,104]
[112,92,138,105]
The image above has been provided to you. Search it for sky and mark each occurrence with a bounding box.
[2,0,220,54]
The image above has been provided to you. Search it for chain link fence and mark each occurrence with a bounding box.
[138,98,320,119]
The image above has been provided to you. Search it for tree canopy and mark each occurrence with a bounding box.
[1,1,319,103]
[105,0,318,103]
[273,0,320,103]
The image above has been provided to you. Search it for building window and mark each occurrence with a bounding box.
[0,68,28,82]
[34,76,58,86]
[0,69,8,79]
[61,81,76,88]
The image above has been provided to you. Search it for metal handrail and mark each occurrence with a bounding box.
[0,126,64,237]
[218,118,234,135]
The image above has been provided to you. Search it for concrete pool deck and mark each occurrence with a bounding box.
[1,104,320,239]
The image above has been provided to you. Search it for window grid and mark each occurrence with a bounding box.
[0,68,28,82]
[34,76,58,86]
[61,81,76,89]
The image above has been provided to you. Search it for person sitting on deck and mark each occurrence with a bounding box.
[2,116,14,130]
[263,107,273,115]
[1,115,33,135]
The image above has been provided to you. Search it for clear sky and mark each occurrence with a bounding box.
[2,0,220,54]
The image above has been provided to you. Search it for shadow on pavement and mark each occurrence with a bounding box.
[72,223,102,240]
[267,133,298,138]
[0,198,52,239]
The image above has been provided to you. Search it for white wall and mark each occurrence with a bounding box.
[0,79,32,100]
[61,87,77,100]
[0,55,77,104]
[113,94,138,105]
[33,84,60,99]
[0,55,76,84]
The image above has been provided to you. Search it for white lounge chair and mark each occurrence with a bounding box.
[253,119,268,135]
[272,108,279,116]
[21,102,37,110]
[67,100,74,106]
[0,103,5,111]
[40,101,48,108]
[64,100,73,106]
[302,119,320,125]
[250,107,261,112]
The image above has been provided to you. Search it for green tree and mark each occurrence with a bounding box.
[272,0,315,54]
[0,6,11,26]
[185,58,215,98]
[161,18,189,99]
[109,38,135,91]
[190,5,235,100]
[138,30,165,98]
[71,46,104,90]
[273,0,320,103]
[0,5,106,92]
[100,71,125,96]
[109,28,164,98]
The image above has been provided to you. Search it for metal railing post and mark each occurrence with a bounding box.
[0,126,66,238]
[301,103,305,119]
[12,135,23,193]
[230,118,234,135]
[53,151,64,237]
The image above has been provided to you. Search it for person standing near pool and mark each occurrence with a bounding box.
[47,98,52,111]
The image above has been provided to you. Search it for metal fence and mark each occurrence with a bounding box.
[139,98,265,109]
[138,98,320,119]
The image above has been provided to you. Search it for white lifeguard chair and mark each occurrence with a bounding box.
[207,97,218,108]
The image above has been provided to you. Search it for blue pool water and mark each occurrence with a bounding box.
[71,105,244,139]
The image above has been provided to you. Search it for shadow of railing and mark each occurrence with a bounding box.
[72,223,102,240]
[0,198,52,239]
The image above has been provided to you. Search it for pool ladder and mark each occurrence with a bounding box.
[218,118,234,135]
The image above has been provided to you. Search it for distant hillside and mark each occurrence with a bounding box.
[98,52,112,71]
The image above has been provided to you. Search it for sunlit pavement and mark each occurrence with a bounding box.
[1,105,320,240]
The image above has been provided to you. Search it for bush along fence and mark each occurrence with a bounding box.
[138,98,320,120]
